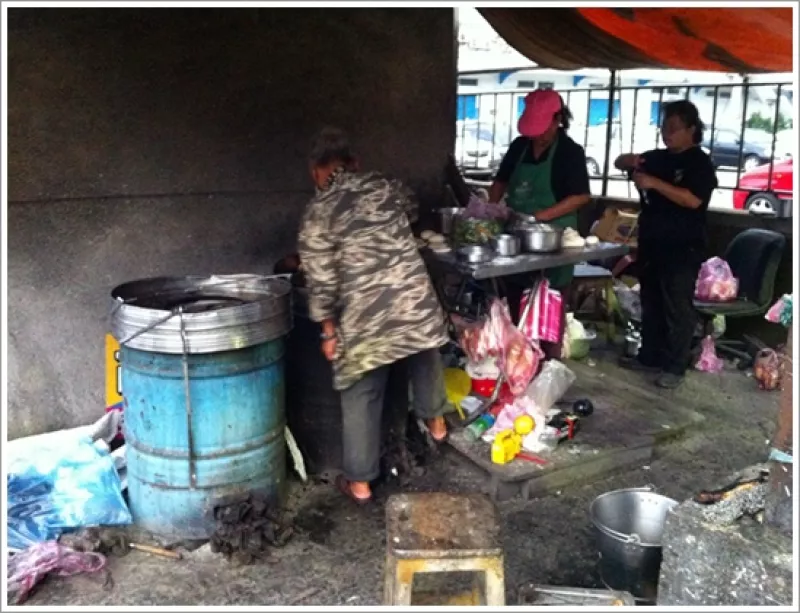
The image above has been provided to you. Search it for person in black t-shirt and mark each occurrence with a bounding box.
[615,100,718,389]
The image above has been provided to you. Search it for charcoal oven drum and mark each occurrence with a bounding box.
[111,275,292,540]
[590,487,678,602]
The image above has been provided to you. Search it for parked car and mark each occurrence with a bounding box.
[579,123,659,177]
[702,128,772,171]
[732,157,793,214]
[454,122,509,177]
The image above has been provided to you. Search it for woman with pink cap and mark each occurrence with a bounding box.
[489,89,592,346]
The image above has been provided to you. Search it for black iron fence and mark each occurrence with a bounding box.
[455,79,793,207]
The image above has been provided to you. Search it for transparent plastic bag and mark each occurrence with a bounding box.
[766,294,793,328]
[695,257,739,302]
[7,436,132,552]
[7,541,107,604]
[522,360,576,415]
[753,348,781,390]
[694,335,724,373]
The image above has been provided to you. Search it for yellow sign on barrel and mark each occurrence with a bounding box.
[105,334,123,411]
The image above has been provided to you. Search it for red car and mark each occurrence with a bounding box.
[732,157,793,214]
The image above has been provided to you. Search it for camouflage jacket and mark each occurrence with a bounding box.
[298,170,448,390]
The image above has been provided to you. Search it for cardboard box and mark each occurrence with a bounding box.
[592,207,639,247]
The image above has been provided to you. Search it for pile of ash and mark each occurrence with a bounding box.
[209,492,293,566]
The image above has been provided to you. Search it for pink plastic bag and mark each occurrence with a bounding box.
[694,335,724,373]
[520,280,564,344]
[457,299,544,395]
[488,300,543,395]
[7,541,107,604]
[695,257,739,302]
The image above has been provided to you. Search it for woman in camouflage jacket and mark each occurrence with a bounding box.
[298,128,450,504]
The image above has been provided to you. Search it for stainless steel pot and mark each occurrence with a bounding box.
[437,207,464,236]
[590,487,678,602]
[491,233,520,257]
[457,245,494,264]
[514,223,564,253]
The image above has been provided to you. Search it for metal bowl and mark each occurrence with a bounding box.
[491,233,520,257]
[457,245,494,264]
[515,223,564,253]
[437,207,464,235]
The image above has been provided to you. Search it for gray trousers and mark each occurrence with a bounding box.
[340,348,448,482]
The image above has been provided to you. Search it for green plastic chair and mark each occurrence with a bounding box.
[694,228,787,362]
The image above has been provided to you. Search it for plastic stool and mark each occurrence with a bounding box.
[384,492,505,605]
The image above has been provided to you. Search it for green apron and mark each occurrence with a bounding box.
[506,134,577,289]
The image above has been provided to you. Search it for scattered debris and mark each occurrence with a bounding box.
[210,492,293,565]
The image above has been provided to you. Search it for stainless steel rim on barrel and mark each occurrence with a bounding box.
[110,274,293,354]
[589,487,678,602]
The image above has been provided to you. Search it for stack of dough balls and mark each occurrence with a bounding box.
[419,230,450,253]
[562,227,599,249]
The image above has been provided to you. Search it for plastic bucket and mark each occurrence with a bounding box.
[590,487,678,602]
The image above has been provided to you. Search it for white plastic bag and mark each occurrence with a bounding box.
[522,360,576,415]
[561,314,586,360]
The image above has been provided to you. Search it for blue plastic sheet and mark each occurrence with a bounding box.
[7,436,132,551]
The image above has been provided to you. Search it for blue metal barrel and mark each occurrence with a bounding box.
[122,340,287,539]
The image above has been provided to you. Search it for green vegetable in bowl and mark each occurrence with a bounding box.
[453,217,503,246]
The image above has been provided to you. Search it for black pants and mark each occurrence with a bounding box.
[638,245,702,376]
[339,348,448,483]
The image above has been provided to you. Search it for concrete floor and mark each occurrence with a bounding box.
[23,357,780,606]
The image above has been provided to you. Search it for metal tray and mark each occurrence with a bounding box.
[517,582,636,606]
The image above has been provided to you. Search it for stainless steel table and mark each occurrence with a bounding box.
[423,242,631,329]
[427,242,630,280]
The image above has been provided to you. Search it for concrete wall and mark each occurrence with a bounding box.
[7,8,457,438]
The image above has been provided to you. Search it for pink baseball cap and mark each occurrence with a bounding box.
[518,89,564,137]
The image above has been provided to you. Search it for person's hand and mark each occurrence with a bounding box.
[632,170,658,190]
[321,336,338,361]
[534,209,551,222]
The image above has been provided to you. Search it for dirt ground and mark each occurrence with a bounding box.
[23,360,780,606]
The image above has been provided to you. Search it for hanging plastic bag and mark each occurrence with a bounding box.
[487,299,543,395]
[694,335,724,373]
[753,349,781,391]
[7,541,107,604]
[7,436,132,552]
[561,314,586,360]
[520,280,563,344]
[613,279,642,322]
[694,257,739,302]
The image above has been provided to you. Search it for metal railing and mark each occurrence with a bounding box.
[455,78,794,204]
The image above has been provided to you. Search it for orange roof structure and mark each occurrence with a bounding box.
[479,7,794,73]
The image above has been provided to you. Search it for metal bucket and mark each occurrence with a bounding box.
[590,487,678,602]
[111,275,293,540]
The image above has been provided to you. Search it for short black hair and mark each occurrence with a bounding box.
[309,127,356,167]
[662,100,705,144]
[559,101,573,131]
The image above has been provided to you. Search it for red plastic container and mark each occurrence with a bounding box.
[471,377,497,397]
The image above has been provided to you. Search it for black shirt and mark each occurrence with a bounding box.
[494,130,591,202]
[638,146,718,247]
